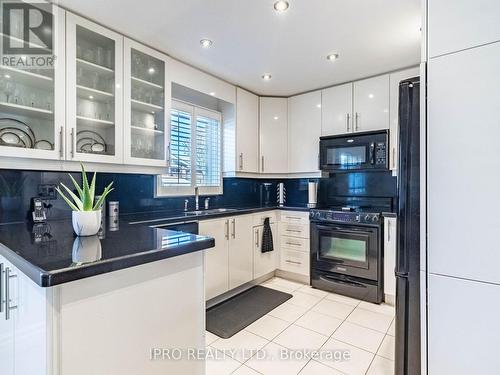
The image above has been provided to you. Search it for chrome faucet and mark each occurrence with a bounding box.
[194,186,199,211]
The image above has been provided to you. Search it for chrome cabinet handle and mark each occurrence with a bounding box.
[355,112,359,131]
[0,263,3,313]
[70,128,75,158]
[285,216,301,221]
[387,220,391,242]
[285,229,302,233]
[285,242,301,247]
[225,220,229,240]
[285,260,301,265]
[261,156,264,172]
[231,218,235,239]
[59,126,64,158]
[5,267,17,321]
[346,113,350,132]
[167,141,171,166]
[392,148,396,169]
[255,229,259,247]
[239,153,243,170]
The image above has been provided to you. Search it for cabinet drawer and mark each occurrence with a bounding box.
[253,211,277,226]
[280,249,310,276]
[280,236,309,253]
[280,211,310,225]
[279,222,309,239]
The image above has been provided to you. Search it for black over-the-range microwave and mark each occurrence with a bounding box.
[319,130,389,172]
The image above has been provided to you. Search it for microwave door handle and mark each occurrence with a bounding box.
[369,142,376,165]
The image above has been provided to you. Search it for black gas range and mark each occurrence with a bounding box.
[309,205,384,304]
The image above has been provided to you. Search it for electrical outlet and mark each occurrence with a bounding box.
[38,184,57,199]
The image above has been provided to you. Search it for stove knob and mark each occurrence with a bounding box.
[364,215,371,221]
[372,216,379,222]
[315,212,321,219]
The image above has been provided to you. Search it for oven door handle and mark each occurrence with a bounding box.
[314,224,374,234]
[319,274,367,288]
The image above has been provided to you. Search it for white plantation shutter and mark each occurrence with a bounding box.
[196,112,221,187]
[157,101,222,196]
[161,106,192,186]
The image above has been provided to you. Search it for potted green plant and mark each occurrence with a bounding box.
[56,164,114,236]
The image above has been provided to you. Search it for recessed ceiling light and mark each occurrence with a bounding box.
[200,39,213,48]
[89,95,94,100]
[316,104,321,108]
[148,67,155,74]
[209,92,216,96]
[368,94,374,99]
[273,116,279,120]
[326,53,339,61]
[262,74,272,81]
[273,0,289,12]
[4,74,10,79]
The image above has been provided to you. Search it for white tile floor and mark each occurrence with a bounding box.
[205,277,395,375]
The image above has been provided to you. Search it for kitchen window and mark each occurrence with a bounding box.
[156,100,222,196]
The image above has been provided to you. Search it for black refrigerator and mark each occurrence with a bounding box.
[394,77,421,375]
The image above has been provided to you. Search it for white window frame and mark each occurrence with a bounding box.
[156,100,223,197]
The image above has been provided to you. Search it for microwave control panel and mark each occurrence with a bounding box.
[375,142,387,165]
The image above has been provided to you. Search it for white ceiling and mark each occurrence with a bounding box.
[57,0,421,96]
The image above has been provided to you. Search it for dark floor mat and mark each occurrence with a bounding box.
[206,285,292,339]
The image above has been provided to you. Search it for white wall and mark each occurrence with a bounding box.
[426,1,500,373]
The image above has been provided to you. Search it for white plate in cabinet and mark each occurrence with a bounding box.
[280,236,309,253]
[280,211,310,226]
[279,222,309,239]
[280,248,309,277]
[253,211,277,226]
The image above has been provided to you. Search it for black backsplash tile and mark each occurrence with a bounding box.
[0,168,396,224]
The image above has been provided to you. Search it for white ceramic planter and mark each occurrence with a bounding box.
[72,210,102,236]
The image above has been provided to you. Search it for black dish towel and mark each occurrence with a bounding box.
[261,217,274,253]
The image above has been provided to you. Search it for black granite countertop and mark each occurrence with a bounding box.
[0,218,214,287]
[0,205,309,288]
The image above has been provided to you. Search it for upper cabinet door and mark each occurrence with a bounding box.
[236,88,259,173]
[259,97,287,173]
[428,0,500,58]
[288,91,322,173]
[66,13,123,164]
[123,38,170,166]
[353,75,389,133]
[321,83,353,136]
[0,4,65,160]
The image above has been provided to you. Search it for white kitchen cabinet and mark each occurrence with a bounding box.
[383,216,397,299]
[428,41,500,285]
[199,218,229,300]
[228,215,254,289]
[389,67,420,173]
[321,83,353,136]
[253,222,278,279]
[288,91,322,173]
[353,75,389,132]
[0,5,65,161]
[428,0,500,58]
[235,87,259,173]
[259,97,288,173]
[428,274,500,374]
[123,38,170,166]
[66,12,124,164]
[0,257,15,375]
[278,210,310,277]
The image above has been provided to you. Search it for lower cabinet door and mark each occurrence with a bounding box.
[199,219,229,300]
[253,223,277,279]
[0,258,14,375]
[228,215,254,289]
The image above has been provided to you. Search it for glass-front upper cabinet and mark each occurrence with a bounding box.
[123,38,169,166]
[65,13,123,164]
[0,2,65,160]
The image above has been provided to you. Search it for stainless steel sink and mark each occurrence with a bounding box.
[184,208,237,216]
